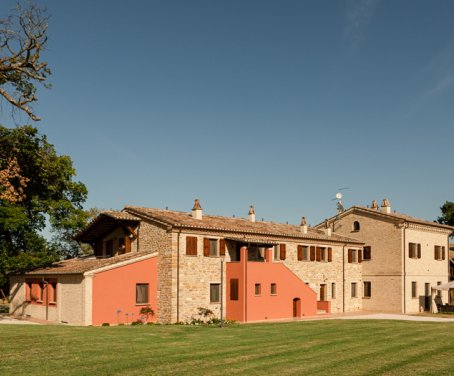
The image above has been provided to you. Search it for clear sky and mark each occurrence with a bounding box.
[1,0,453,226]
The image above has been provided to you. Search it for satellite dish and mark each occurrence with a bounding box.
[336,192,343,200]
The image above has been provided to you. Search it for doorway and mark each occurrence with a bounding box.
[424,283,431,311]
[293,298,301,317]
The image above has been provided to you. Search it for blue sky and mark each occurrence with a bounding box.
[1,0,453,226]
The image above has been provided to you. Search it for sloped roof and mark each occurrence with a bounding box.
[75,211,140,243]
[21,251,155,275]
[124,206,362,244]
[315,206,454,231]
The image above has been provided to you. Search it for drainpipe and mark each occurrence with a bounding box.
[176,230,181,323]
[402,223,407,314]
[342,244,346,313]
[136,223,141,252]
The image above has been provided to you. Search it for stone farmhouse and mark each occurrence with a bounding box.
[315,199,453,314]
[8,199,452,325]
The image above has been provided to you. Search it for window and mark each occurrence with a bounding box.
[209,239,218,256]
[50,282,57,304]
[274,245,279,261]
[270,283,277,295]
[39,282,44,301]
[411,281,417,298]
[230,279,238,301]
[210,284,220,303]
[351,283,357,298]
[204,238,219,257]
[363,246,371,260]
[434,246,446,261]
[348,249,357,263]
[409,243,421,259]
[363,282,371,298]
[25,282,32,302]
[255,284,261,296]
[353,221,360,231]
[297,245,309,261]
[136,283,149,305]
[186,236,197,256]
[331,283,336,299]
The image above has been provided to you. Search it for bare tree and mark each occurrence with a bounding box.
[0,2,51,122]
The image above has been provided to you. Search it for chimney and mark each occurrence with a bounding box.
[300,217,308,234]
[324,219,332,236]
[248,205,256,222]
[381,198,391,214]
[191,199,203,220]
[371,199,378,210]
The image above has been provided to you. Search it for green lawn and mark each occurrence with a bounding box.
[0,320,453,375]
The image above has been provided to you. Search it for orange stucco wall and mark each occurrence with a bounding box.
[92,257,158,326]
[226,248,317,322]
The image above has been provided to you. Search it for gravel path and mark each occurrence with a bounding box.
[0,316,40,325]
[337,313,454,323]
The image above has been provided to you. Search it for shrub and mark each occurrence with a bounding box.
[101,323,110,326]
[131,320,143,326]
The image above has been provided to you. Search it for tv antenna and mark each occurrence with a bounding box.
[331,188,349,213]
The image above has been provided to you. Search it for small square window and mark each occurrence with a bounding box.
[136,283,149,305]
[351,282,357,298]
[255,283,261,296]
[210,283,220,303]
[270,283,277,295]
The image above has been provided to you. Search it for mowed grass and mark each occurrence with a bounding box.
[0,320,453,375]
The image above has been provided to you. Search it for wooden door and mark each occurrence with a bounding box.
[320,284,326,301]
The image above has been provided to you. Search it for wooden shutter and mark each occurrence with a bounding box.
[204,238,210,257]
[417,243,421,259]
[125,236,131,253]
[230,279,238,301]
[280,244,286,260]
[219,239,226,256]
[358,249,362,263]
[409,243,413,258]
[364,246,371,260]
[186,236,197,256]
[310,246,315,261]
[442,246,446,260]
[348,249,352,263]
[434,246,438,260]
[328,247,332,262]
[316,247,321,262]
[297,245,303,261]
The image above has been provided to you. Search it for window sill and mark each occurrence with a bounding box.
[270,294,278,296]
[49,302,57,305]
[362,297,371,299]
[209,302,221,305]
[135,303,150,306]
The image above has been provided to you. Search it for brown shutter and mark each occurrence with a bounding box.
[417,243,421,259]
[442,246,446,260]
[310,246,315,261]
[186,236,197,256]
[204,238,210,257]
[316,247,321,262]
[297,245,303,261]
[125,236,131,253]
[230,279,238,300]
[219,239,226,256]
[434,246,437,260]
[348,249,352,263]
[328,247,332,262]
[409,243,413,258]
[358,249,362,263]
[280,244,286,260]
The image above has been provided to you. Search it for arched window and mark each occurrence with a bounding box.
[353,221,360,231]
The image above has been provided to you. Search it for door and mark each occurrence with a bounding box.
[424,283,431,311]
[320,284,326,301]
[293,298,301,317]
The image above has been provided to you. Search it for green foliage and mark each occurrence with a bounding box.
[437,201,454,228]
[0,125,88,289]
[101,323,110,327]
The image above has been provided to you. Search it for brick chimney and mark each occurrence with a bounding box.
[300,217,308,234]
[192,199,203,220]
[381,198,391,214]
[248,205,256,222]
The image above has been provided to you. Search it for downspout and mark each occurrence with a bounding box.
[342,244,346,313]
[136,223,141,252]
[402,223,407,314]
[176,230,181,323]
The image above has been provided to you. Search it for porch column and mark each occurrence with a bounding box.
[265,248,273,263]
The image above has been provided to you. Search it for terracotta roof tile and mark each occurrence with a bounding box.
[22,251,154,275]
[124,206,362,244]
